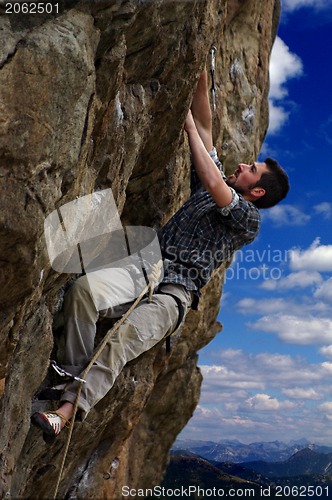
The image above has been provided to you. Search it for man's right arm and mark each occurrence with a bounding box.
[190,67,213,152]
[185,111,232,208]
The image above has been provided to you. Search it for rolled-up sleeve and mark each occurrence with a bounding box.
[218,195,261,241]
[217,188,240,216]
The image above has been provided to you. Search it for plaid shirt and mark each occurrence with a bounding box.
[158,148,261,307]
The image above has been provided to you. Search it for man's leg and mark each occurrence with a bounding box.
[32,284,192,441]
[60,284,192,418]
[60,275,99,377]
[31,267,138,440]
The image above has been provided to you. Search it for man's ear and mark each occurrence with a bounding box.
[250,186,266,200]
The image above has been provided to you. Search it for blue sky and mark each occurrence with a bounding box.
[180,0,332,445]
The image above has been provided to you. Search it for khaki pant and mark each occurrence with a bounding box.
[60,272,192,417]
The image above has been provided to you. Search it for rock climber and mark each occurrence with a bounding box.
[31,66,290,443]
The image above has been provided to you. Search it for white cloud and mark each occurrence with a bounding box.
[282,0,332,12]
[256,352,298,371]
[317,401,332,414]
[180,350,332,443]
[282,387,322,400]
[250,314,332,345]
[219,291,230,307]
[268,100,290,134]
[243,393,296,411]
[236,297,316,318]
[262,204,310,226]
[290,238,332,272]
[201,351,323,396]
[244,393,281,411]
[314,202,332,219]
[236,294,331,323]
[314,277,332,303]
[261,270,322,291]
[259,142,278,159]
[266,2,330,136]
[182,405,265,441]
[201,364,264,394]
[321,362,332,374]
[319,345,332,359]
[269,38,303,100]
[268,37,303,134]
[237,297,291,314]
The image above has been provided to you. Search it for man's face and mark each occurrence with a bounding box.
[226,162,268,196]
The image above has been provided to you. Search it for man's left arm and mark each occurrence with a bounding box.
[191,67,213,152]
[185,111,232,208]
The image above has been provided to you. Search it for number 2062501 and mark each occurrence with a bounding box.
[276,485,329,497]
[5,3,59,14]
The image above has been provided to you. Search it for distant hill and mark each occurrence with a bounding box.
[236,448,332,478]
[155,455,262,499]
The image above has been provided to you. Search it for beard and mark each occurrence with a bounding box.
[226,177,248,196]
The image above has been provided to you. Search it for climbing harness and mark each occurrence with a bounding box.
[156,289,186,353]
[210,46,217,112]
[52,261,179,499]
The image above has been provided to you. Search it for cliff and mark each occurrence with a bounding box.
[0,0,280,498]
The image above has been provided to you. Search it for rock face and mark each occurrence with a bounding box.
[0,0,280,497]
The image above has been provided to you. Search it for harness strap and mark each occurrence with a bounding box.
[156,291,186,353]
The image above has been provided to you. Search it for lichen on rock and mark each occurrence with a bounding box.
[0,0,280,497]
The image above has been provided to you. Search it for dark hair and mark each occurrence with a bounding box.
[251,158,290,209]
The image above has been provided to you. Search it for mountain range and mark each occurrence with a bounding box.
[161,440,332,499]
[172,438,332,463]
